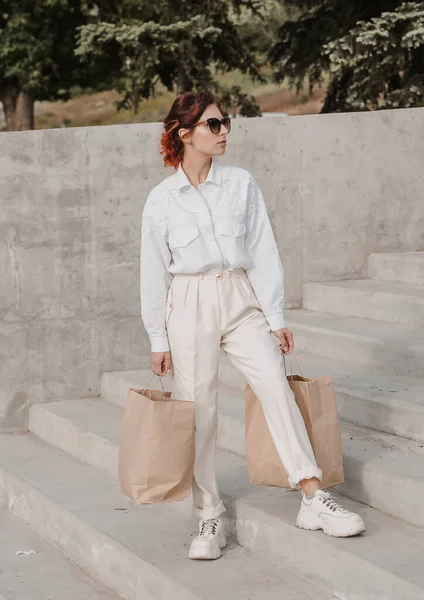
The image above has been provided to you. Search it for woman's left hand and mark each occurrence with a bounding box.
[272,327,294,354]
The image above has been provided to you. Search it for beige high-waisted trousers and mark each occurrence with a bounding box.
[166,267,322,520]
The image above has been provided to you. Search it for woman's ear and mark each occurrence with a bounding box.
[179,128,192,145]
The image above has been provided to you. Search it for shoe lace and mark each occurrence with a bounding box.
[319,492,348,513]
[200,518,219,536]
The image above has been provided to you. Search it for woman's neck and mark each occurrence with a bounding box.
[181,156,212,189]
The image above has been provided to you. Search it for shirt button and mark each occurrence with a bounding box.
[169,303,173,308]
[216,273,222,279]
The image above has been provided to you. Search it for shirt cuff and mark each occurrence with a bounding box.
[265,312,286,331]
[150,335,170,353]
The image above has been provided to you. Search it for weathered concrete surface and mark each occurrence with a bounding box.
[94,367,424,527]
[368,252,424,285]
[1,109,424,429]
[0,509,120,600]
[28,392,424,528]
[0,433,335,600]
[2,433,424,600]
[303,279,424,326]
[284,309,424,379]
[1,125,158,430]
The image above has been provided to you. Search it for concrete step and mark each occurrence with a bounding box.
[303,279,424,326]
[29,393,424,529]
[0,509,121,600]
[102,359,424,445]
[216,356,424,520]
[14,424,424,599]
[215,383,424,528]
[210,449,424,600]
[368,252,424,286]
[284,309,424,379]
[0,434,336,600]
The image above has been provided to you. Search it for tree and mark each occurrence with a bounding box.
[0,1,95,131]
[231,0,297,56]
[75,0,267,117]
[268,1,424,112]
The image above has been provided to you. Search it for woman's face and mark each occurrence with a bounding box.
[180,104,228,157]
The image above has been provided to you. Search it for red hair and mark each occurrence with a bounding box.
[160,90,222,169]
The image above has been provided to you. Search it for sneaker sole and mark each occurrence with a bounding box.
[188,534,227,560]
[296,514,366,538]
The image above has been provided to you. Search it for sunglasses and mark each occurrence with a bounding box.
[194,117,231,134]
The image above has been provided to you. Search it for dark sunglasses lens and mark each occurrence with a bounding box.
[208,118,221,134]
[208,117,231,134]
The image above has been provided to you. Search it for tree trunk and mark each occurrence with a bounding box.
[15,90,34,130]
[1,88,17,131]
[0,88,34,131]
[177,41,192,94]
[321,68,353,113]
[177,64,192,94]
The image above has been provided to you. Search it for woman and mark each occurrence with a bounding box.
[140,90,365,560]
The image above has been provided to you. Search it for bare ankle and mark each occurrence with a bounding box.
[300,477,321,496]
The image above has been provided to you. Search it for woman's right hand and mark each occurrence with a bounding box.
[151,352,173,376]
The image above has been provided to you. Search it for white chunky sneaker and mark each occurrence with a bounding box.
[188,517,227,560]
[296,490,366,537]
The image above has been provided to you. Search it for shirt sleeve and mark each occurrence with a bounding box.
[244,174,286,331]
[140,201,173,353]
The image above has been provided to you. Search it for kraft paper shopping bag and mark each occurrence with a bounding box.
[118,377,195,504]
[245,360,344,490]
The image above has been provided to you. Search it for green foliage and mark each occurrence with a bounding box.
[75,0,267,116]
[1,0,273,126]
[0,0,93,101]
[231,0,295,55]
[326,3,424,110]
[269,0,424,112]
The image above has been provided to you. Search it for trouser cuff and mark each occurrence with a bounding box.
[192,500,226,520]
[289,467,323,489]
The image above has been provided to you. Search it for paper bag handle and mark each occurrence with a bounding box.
[140,372,174,400]
[282,351,304,380]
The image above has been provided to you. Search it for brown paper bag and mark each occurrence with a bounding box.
[245,374,344,490]
[118,385,195,504]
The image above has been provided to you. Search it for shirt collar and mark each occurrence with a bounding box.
[170,156,222,191]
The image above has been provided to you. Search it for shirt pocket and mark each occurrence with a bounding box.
[214,221,246,238]
[214,221,247,265]
[169,222,200,249]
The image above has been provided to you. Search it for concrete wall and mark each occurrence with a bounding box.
[1,108,424,430]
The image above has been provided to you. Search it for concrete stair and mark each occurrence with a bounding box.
[368,251,424,285]
[94,369,424,528]
[100,350,424,446]
[0,509,121,600]
[1,250,423,599]
[300,251,424,377]
[218,350,424,444]
[0,433,336,600]
[216,383,424,527]
[4,396,421,600]
[303,279,424,326]
[292,252,423,443]
[284,309,424,379]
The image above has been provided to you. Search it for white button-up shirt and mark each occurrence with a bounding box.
[140,157,286,352]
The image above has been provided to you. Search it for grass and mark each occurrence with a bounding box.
[32,69,327,130]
